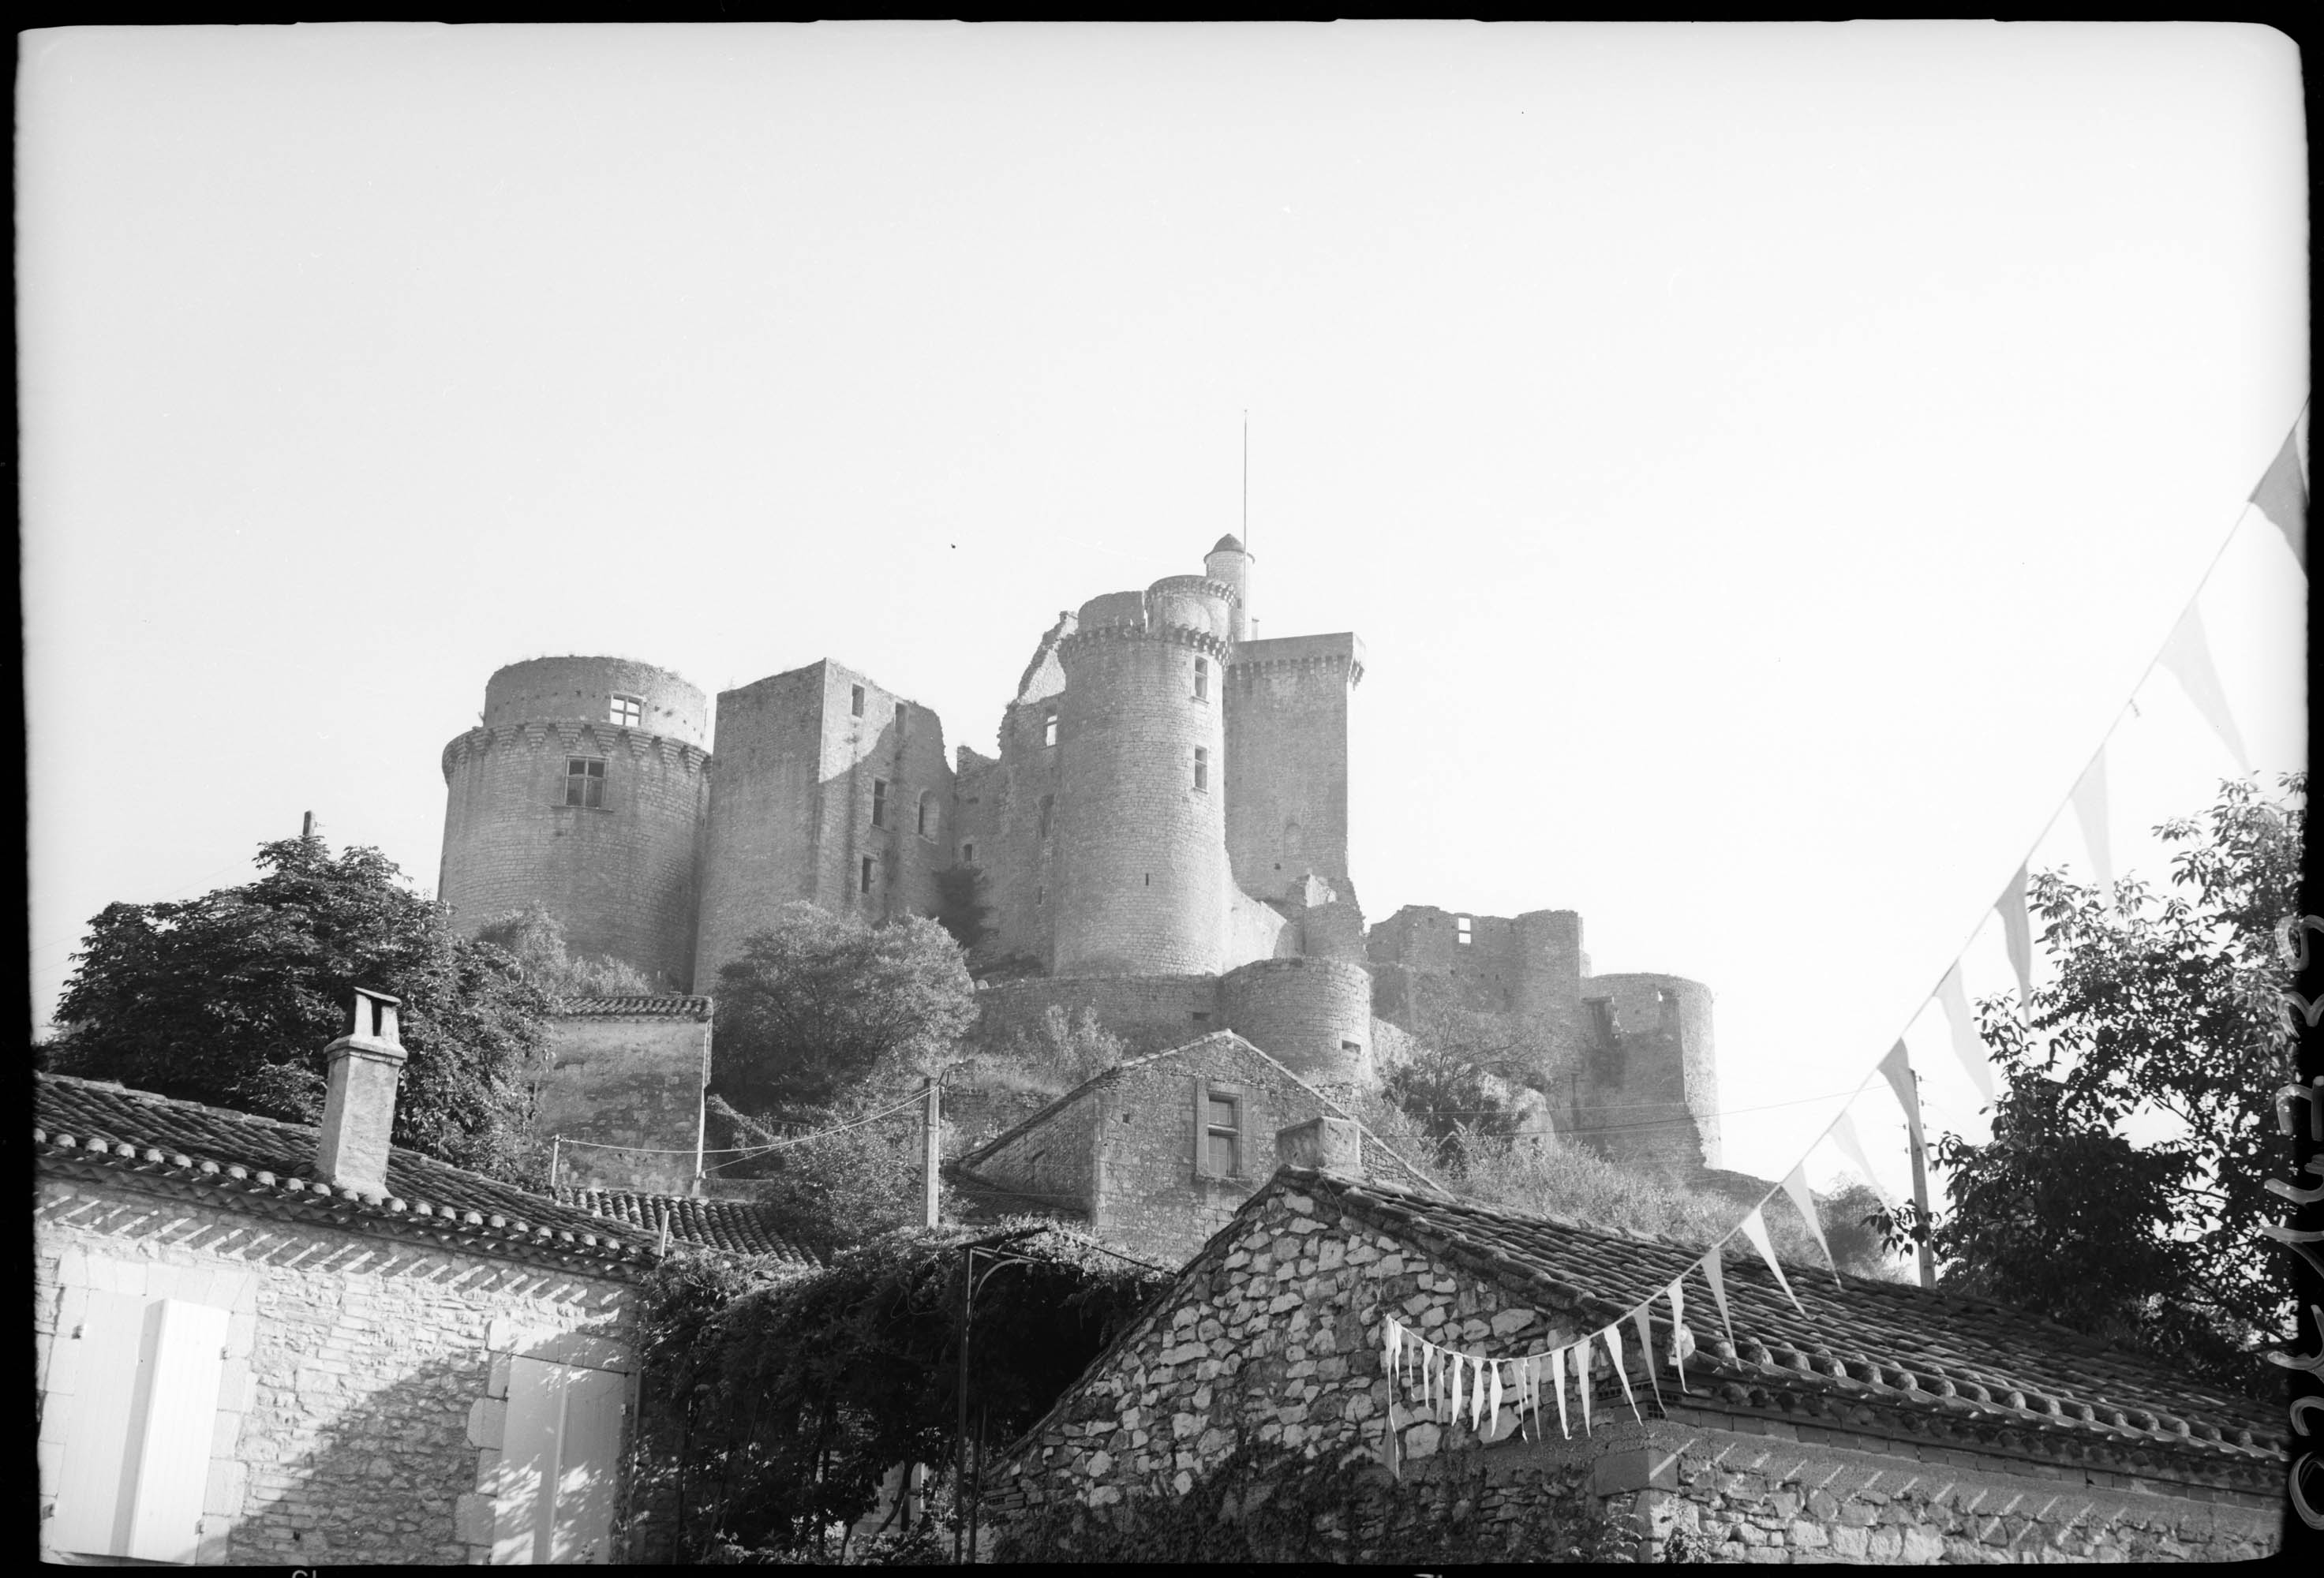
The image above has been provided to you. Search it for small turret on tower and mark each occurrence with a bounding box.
[1204,534,1253,641]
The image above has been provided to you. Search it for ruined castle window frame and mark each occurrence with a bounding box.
[1192,746,1209,792]
[918,790,939,839]
[860,854,877,895]
[1192,655,1209,701]
[1195,1079,1244,1180]
[872,778,890,828]
[851,683,866,718]
[1456,915,1473,946]
[609,693,643,728]
[1042,710,1058,747]
[960,840,978,866]
[563,757,606,809]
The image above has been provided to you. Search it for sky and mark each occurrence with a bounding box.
[20,22,2308,1198]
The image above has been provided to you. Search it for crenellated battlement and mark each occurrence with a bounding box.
[440,723,712,785]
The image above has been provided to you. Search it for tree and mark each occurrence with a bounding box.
[42,834,552,1180]
[711,903,977,1113]
[1875,773,2303,1393]
[932,863,994,952]
[471,903,651,1000]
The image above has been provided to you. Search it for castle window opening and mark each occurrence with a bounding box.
[562,757,605,809]
[609,694,642,728]
[1039,795,1054,839]
[1036,884,1046,907]
[851,684,866,717]
[860,856,876,895]
[1192,746,1209,792]
[1456,915,1473,945]
[1042,711,1058,747]
[918,791,938,839]
[961,841,977,866]
[1342,1040,1362,1055]
[872,778,890,828]
[1197,1082,1243,1179]
[1193,656,1209,701]
[895,701,908,724]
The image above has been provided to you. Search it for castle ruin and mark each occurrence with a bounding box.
[437,536,1720,1179]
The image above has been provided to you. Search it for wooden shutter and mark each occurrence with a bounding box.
[496,1356,625,1564]
[50,1294,228,1563]
[1192,1079,1211,1179]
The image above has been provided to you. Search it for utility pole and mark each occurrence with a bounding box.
[922,1077,941,1229]
[301,810,315,839]
[1907,1072,1936,1290]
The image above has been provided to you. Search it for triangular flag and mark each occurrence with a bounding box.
[1879,1041,1925,1157]
[1828,1111,1897,1213]
[2157,604,2251,774]
[1577,1339,1593,1434]
[1703,1243,1735,1347]
[1781,1163,1842,1289]
[1997,865,2034,1021]
[1447,1352,1463,1427]
[1630,1303,1664,1410]
[1486,1359,1503,1434]
[1472,1354,1488,1432]
[1385,1319,1402,1393]
[1665,1279,1692,1393]
[2071,749,2116,894]
[1604,1326,1641,1424]
[1424,1344,1438,1417]
[2251,419,2308,570]
[1739,1206,1806,1318]
[1936,964,1997,1104]
[1526,1355,1543,1438]
[1549,1345,1570,1438]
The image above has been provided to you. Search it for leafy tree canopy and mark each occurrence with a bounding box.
[1876,773,2304,1394]
[471,903,651,1000]
[42,835,552,1180]
[711,903,976,1112]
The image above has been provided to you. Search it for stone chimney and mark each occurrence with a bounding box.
[1275,1114,1363,1179]
[316,987,407,1195]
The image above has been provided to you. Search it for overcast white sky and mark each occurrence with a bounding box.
[20,22,2307,1195]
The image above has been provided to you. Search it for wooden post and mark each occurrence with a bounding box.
[955,1246,971,1565]
[923,1077,941,1229]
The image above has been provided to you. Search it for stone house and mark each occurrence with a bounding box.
[951,1030,1441,1266]
[538,996,716,1198]
[33,989,811,1565]
[990,1164,2283,1563]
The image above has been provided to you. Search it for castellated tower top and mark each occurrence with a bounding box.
[482,656,709,749]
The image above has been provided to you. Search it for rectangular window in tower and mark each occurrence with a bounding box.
[1195,1080,1243,1179]
[563,758,605,809]
[609,694,643,728]
[1456,915,1473,945]
[1042,712,1058,747]
[918,791,937,839]
[1039,795,1054,839]
[1193,656,1209,701]
[961,841,977,866]
[851,684,866,717]
[896,701,908,724]
[860,856,876,894]
[872,779,889,828]
[1192,747,1209,792]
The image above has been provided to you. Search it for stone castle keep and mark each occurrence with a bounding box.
[437,536,1721,1176]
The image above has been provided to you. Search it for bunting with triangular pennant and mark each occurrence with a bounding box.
[2157,604,2251,774]
[2070,749,2116,894]
[1828,1110,1896,1213]
[1631,1303,1665,1410]
[2251,418,2308,570]
[1780,1163,1843,1288]
[1738,1206,1806,1318]
[1878,1041,1925,1157]
[1604,1325,1641,1424]
[1935,963,1996,1103]
[1665,1277,1692,1393]
[1703,1240,1735,1346]
[1997,864,2034,1019]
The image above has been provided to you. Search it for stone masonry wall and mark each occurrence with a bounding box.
[541,1015,713,1195]
[973,974,1225,1060]
[990,1183,2278,1563]
[1222,634,1361,902]
[695,665,827,991]
[36,1178,637,1566]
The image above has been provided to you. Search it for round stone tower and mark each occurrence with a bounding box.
[1050,563,1234,976]
[438,656,710,990]
[1203,534,1252,640]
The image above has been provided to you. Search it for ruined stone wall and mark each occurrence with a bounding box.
[540,1014,712,1195]
[1221,634,1361,904]
[973,974,1225,1059]
[439,718,709,993]
[961,694,1064,971]
[1218,957,1375,1090]
[1365,905,1525,1014]
[1575,974,1719,1173]
[693,665,826,992]
[1223,883,1298,969]
[35,1179,636,1566]
[989,1184,2278,1563]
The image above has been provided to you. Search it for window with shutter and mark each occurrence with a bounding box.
[493,1356,626,1565]
[49,1294,230,1564]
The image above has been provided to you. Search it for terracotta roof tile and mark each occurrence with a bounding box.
[555,1186,819,1267]
[1281,1166,2281,1462]
[552,995,713,1019]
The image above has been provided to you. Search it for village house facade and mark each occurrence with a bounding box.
[990,1164,2284,1563]
[32,989,810,1566]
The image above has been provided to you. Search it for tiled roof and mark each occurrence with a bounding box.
[556,1186,820,1267]
[1282,1166,2281,1467]
[944,1160,1091,1226]
[35,1074,657,1272]
[553,995,713,1019]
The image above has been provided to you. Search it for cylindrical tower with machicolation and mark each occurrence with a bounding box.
[1050,574,1241,976]
[439,656,709,990]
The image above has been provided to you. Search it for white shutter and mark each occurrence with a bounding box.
[124,1300,230,1563]
[48,1293,229,1563]
[48,1289,148,1557]
[496,1356,625,1564]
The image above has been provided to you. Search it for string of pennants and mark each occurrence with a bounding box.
[1374,402,2308,1475]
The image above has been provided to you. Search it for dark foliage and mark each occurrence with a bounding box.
[1873,774,2303,1395]
[930,864,994,953]
[42,835,551,1180]
[626,1225,1166,1563]
[471,903,651,999]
